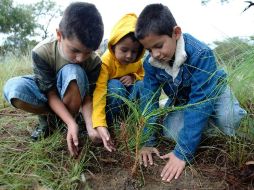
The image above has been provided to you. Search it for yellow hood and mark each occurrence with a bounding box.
[107,13,143,58]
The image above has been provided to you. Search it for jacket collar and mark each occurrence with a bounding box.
[149,34,187,81]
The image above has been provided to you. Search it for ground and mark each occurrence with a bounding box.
[0,107,253,190]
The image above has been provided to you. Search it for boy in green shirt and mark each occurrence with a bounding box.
[3,2,104,156]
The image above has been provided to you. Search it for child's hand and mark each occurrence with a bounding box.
[96,127,116,152]
[119,75,134,86]
[160,152,186,182]
[66,123,79,157]
[87,127,102,143]
[139,147,160,167]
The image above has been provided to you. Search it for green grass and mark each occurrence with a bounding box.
[0,112,95,190]
[0,52,33,109]
[218,47,254,166]
[0,46,254,189]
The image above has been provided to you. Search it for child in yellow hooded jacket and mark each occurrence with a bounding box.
[92,13,145,151]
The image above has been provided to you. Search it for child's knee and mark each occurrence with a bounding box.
[133,80,144,91]
[108,79,125,90]
[134,80,143,86]
[3,77,21,103]
[215,104,247,135]
[214,87,247,135]
[57,64,88,99]
[107,79,126,97]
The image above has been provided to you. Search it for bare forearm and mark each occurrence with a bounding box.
[81,95,93,129]
[47,90,76,126]
[82,96,101,142]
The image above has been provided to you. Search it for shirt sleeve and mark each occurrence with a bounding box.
[86,55,102,96]
[32,51,55,93]
[173,48,220,161]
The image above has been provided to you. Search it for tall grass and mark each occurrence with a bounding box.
[225,47,254,166]
[0,133,93,189]
[0,44,253,188]
[0,52,33,108]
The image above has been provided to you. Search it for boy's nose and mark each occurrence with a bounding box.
[152,50,160,59]
[76,54,85,63]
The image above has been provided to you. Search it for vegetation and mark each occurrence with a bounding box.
[0,36,254,189]
[0,0,62,55]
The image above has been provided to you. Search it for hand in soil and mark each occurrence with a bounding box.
[67,123,79,157]
[97,126,116,152]
[160,152,186,182]
[87,127,102,143]
[139,147,160,167]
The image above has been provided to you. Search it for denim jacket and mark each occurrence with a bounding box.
[142,33,227,161]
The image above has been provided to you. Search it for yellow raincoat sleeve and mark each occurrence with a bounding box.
[92,62,110,128]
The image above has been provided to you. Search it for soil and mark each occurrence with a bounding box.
[84,150,229,190]
[1,107,253,190]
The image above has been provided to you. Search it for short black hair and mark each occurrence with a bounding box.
[59,2,104,50]
[135,3,177,40]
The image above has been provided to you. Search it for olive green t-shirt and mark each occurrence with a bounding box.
[32,37,101,96]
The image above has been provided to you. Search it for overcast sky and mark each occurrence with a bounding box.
[14,0,254,44]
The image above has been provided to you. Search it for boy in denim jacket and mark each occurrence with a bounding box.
[3,2,104,156]
[135,3,246,182]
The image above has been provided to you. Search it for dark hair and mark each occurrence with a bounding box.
[113,32,144,60]
[59,2,104,50]
[135,3,177,40]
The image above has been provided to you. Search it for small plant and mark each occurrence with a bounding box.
[109,91,176,176]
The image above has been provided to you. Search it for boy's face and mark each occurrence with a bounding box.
[139,26,181,63]
[113,37,141,65]
[57,30,92,63]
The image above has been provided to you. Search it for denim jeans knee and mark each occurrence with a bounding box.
[56,64,89,100]
[107,79,127,107]
[3,75,47,106]
[106,79,127,124]
[163,110,184,141]
[211,86,247,135]
[128,80,144,101]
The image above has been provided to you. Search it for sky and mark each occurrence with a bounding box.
[13,0,254,44]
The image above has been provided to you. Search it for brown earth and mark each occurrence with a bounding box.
[0,107,253,190]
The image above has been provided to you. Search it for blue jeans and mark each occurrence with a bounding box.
[3,64,89,107]
[163,86,247,141]
[106,79,143,124]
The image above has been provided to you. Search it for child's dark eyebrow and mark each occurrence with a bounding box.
[146,42,161,51]
[70,47,81,52]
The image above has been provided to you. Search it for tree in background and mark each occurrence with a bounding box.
[33,0,62,40]
[213,37,254,68]
[0,0,62,55]
[0,0,36,54]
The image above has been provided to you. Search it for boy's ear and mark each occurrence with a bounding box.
[56,29,62,42]
[173,26,182,40]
